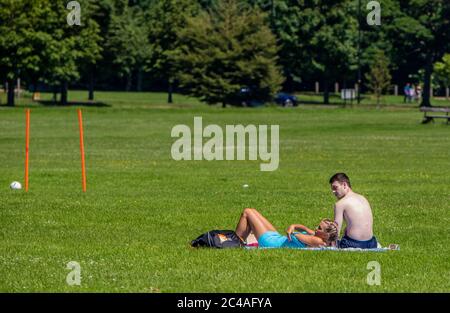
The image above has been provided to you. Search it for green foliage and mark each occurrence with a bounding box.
[392,0,450,106]
[361,0,401,74]
[0,0,49,80]
[2,0,450,106]
[249,0,307,85]
[173,0,284,105]
[252,0,358,99]
[365,50,392,107]
[145,0,199,81]
[78,1,104,66]
[0,0,102,104]
[1,102,450,292]
[308,1,358,77]
[434,54,450,88]
[106,5,151,88]
[39,1,102,87]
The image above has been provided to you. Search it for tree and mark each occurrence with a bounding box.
[106,4,151,91]
[391,0,450,107]
[359,0,404,93]
[42,1,102,105]
[54,0,102,105]
[173,0,284,107]
[365,50,392,107]
[250,0,358,104]
[80,0,112,100]
[434,54,450,94]
[311,0,359,104]
[0,0,49,106]
[146,0,199,103]
[248,0,306,92]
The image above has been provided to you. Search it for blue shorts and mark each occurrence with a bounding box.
[338,235,378,249]
[258,231,307,249]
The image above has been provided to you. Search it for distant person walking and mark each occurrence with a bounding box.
[403,83,412,103]
[416,85,422,102]
[409,85,417,102]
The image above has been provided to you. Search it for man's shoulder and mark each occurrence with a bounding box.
[345,192,372,211]
[353,192,370,203]
[335,197,348,208]
[337,192,367,206]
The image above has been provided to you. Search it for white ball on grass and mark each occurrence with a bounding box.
[10,181,22,190]
[242,184,249,188]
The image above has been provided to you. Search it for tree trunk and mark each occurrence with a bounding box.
[88,69,95,101]
[137,68,143,92]
[31,80,37,101]
[32,79,37,94]
[168,80,173,104]
[323,79,329,104]
[53,86,58,103]
[60,81,68,105]
[126,73,132,92]
[421,53,433,107]
[7,78,15,106]
[285,74,294,93]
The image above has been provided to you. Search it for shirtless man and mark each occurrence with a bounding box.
[329,173,378,249]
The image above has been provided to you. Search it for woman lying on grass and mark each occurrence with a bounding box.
[236,208,338,248]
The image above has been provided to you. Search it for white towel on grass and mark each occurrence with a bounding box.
[246,244,400,251]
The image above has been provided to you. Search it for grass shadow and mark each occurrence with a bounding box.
[36,100,111,107]
[298,99,345,107]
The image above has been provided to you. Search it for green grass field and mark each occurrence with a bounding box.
[3,89,450,108]
[1,91,449,292]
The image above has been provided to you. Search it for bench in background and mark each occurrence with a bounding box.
[420,106,450,124]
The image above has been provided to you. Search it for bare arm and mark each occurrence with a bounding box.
[286,224,315,241]
[334,204,344,237]
[293,224,315,235]
[293,233,325,247]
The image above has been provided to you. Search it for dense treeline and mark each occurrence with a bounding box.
[0,0,449,106]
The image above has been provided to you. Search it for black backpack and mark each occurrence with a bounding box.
[191,230,245,248]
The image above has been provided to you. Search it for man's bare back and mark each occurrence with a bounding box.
[334,191,373,241]
[329,173,376,246]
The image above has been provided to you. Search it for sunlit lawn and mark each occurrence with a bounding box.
[1,91,449,292]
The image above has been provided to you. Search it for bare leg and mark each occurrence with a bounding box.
[235,208,252,239]
[250,208,277,232]
[235,208,277,240]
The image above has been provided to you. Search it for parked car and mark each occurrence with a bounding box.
[235,87,298,107]
[237,87,264,107]
[274,93,298,107]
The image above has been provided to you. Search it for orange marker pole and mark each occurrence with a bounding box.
[77,109,87,192]
[25,109,30,192]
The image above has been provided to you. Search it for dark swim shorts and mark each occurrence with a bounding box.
[337,235,378,249]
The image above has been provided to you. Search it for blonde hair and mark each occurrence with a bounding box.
[319,219,339,246]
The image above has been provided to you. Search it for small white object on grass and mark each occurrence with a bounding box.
[10,181,22,190]
[243,184,249,188]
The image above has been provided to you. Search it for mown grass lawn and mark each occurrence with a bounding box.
[1,91,449,292]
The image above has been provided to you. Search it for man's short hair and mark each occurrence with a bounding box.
[329,173,351,188]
